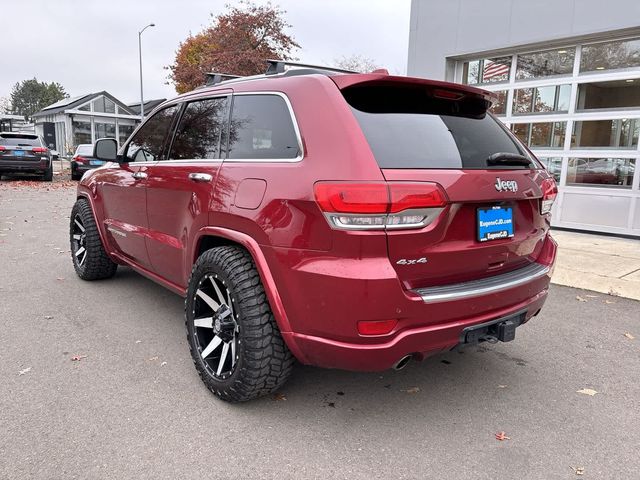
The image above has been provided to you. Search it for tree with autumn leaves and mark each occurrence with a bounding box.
[168,2,299,94]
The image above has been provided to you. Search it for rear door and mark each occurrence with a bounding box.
[342,81,552,289]
[144,93,230,288]
[99,105,179,267]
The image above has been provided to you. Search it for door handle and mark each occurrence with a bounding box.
[189,173,213,182]
[132,171,148,180]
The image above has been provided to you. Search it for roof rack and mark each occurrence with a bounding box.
[265,59,357,76]
[205,72,242,86]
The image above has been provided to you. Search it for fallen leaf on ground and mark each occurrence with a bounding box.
[495,432,511,441]
[404,387,420,394]
[608,288,620,297]
[497,384,507,388]
[56,277,64,281]
[147,356,159,361]
[624,332,635,340]
[585,294,599,298]
[575,295,587,302]
[273,393,287,401]
[44,315,53,320]
[135,340,142,344]
[160,361,167,367]
[570,466,585,475]
[577,388,598,396]
[18,367,32,375]
[71,355,87,361]
[604,300,615,304]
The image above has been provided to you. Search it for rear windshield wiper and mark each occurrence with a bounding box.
[486,152,534,168]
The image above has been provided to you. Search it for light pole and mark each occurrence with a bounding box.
[138,23,155,118]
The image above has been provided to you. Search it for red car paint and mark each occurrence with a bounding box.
[77,71,557,371]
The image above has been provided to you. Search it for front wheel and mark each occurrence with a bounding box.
[70,199,117,280]
[185,246,294,402]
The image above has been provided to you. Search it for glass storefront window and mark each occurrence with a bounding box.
[511,122,566,148]
[489,90,507,115]
[576,79,640,111]
[538,157,562,182]
[516,47,575,80]
[571,119,639,149]
[463,56,511,84]
[72,120,91,146]
[566,158,635,187]
[513,85,571,114]
[95,122,116,140]
[580,37,640,73]
[78,103,90,112]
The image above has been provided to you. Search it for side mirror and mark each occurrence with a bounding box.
[94,138,118,162]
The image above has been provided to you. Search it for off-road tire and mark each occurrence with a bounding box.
[185,246,294,402]
[70,199,118,280]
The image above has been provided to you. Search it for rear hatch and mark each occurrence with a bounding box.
[334,75,554,290]
[0,133,46,162]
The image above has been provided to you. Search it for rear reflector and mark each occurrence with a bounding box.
[540,178,558,215]
[32,147,48,153]
[357,319,397,336]
[314,181,448,231]
[75,156,88,164]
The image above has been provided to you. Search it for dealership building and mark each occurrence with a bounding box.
[408,0,640,237]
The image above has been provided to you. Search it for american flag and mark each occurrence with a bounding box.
[483,60,510,81]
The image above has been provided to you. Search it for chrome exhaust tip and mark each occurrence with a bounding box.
[392,355,412,371]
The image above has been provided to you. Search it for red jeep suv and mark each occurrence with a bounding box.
[70,61,557,402]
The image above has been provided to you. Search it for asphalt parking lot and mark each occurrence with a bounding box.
[1,177,639,480]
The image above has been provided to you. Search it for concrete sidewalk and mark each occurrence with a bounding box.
[551,229,640,301]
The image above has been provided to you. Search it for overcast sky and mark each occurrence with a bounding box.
[1,0,411,105]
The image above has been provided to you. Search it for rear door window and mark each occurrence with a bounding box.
[125,105,179,162]
[345,85,532,169]
[227,95,300,160]
[168,96,229,160]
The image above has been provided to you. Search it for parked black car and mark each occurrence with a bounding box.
[0,132,54,181]
[71,144,104,180]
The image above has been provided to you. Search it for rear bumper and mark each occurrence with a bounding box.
[283,287,548,371]
[268,234,557,371]
[0,159,50,173]
[71,162,99,174]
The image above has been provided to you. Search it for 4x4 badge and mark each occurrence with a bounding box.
[396,257,428,265]
[495,178,518,192]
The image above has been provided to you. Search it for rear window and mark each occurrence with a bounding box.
[0,134,41,147]
[76,145,93,155]
[344,85,533,169]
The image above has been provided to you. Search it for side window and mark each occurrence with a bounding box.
[168,97,228,160]
[125,105,178,162]
[227,95,300,160]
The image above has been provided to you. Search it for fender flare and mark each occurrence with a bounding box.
[76,188,113,257]
[194,226,308,363]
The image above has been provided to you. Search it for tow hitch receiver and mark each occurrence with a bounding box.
[460,311,525,345]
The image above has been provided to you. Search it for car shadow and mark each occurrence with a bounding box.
[110,266,534,415]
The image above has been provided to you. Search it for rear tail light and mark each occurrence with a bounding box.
[314,181,448,231]
[540,178,558,215]
[0,146,7,151]
[75,155,87,164]
[32,147,48,153]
